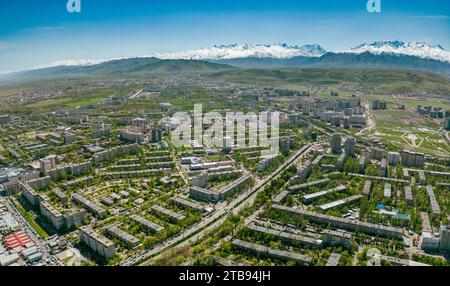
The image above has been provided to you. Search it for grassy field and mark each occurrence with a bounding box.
[1,84,138,113]
[0,85,27,100]
[364,93,450,110]
[396,97,450,110]
[210,68,450,95]
[369,108,450,157]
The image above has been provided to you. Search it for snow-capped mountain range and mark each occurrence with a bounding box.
[149,43,327,60]
[3,40,449,75]
[349,41,450,63]
[150,41,450,63]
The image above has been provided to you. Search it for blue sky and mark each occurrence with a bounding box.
[0,0,449,72]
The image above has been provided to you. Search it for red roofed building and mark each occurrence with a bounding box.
[3,231,32,249]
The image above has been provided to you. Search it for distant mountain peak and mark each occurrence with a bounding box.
[350,40,450,63]
[363,40,445,50]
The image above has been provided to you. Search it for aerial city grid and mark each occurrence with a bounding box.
[0,0,449,268]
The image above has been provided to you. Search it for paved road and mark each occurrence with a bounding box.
[128,89,144,100]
